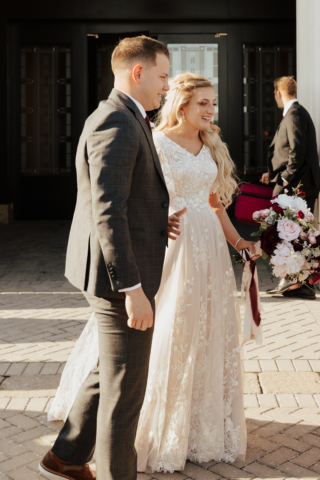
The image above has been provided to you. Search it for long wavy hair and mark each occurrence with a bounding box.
[155,73,238,207]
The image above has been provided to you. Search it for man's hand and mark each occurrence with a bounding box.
[168,207,187,241]
[125,287,153,331]
[260,172,270,185]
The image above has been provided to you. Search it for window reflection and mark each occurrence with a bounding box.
[168,44,219,123]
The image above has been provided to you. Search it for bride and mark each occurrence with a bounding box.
[49,73,259,472]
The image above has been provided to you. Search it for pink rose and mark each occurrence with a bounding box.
[262,209,271,217]
[277,219,301,242]
[252,211,261,220]
[310,213,314,221]
[308,233,317,244]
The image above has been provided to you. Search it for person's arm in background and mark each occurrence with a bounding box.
[281,110,307,185]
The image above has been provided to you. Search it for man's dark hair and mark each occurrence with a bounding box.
[111,35,169,73]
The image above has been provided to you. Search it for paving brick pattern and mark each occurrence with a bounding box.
[1,221,320,479]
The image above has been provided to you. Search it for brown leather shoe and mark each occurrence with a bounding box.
[39,450,96,480]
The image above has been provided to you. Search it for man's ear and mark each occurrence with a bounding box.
[132,64,143,85]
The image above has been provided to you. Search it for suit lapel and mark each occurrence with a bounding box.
[109,89,167,188]
[135,113,167,186]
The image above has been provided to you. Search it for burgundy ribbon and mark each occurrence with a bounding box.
[242,249,261,327]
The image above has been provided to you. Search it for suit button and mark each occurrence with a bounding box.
[162,202,168,208]
[161,230,167,237]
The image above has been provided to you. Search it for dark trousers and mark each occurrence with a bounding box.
[52,292,155,480]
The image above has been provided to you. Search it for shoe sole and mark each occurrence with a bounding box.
[284,294,316,300]
[39,463,72,480]
[267,285,302,295]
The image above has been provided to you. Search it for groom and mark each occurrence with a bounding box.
[39,36,170,480]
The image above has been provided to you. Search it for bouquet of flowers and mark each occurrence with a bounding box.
[251,185,320,286]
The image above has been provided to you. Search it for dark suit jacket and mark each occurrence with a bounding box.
[65,89,169,299]
[267,101,320,197]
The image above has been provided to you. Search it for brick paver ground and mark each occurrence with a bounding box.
[1,220,320,480]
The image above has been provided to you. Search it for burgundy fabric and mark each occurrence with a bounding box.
[242,250,261,327]
[235,183,273,225]
[145,115,152,132]
[240,184,273,197]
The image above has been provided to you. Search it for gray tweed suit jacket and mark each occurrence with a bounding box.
[65,89,169,299]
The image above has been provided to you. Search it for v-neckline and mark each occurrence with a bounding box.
[161,132,204,158]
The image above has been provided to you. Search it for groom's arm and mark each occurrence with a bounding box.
[87,112,141,291]
[281,110,307,184]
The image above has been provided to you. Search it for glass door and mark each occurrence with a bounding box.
[157,34,227,131]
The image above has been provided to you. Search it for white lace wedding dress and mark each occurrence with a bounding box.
[48,131,246,471]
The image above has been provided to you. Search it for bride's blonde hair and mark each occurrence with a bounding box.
[155,73,238,207]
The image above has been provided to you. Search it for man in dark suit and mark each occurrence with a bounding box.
[261,76,320,299]
[39,36,172,480]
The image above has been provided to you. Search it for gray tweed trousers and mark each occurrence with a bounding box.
[52,292,155,480]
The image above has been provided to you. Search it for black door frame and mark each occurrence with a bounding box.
[7,19,295,219]
[9,22,87,219]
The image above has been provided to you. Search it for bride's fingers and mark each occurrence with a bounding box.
[169,222,180,230]
[168,233,177,240]
[168,227,180,236]
[175,207,187,218]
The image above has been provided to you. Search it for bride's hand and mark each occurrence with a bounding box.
[168,207,187,240]
[236,239,260,260]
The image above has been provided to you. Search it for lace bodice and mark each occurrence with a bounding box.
[153,132,218,211]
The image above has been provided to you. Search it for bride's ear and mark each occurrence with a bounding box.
[180,110,185,122]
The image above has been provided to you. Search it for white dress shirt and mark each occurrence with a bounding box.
[114,89,146,292]
[115,88,146,119]
[283,98,298,117]
[281,98,298,184]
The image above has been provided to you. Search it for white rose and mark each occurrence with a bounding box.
[286,251,305,274]
[273,264,287,277]
[292,196,308,213]
[276,194,295,209]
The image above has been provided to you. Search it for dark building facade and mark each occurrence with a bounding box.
[1,0,296,220]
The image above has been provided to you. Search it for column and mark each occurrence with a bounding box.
[297,0,320,220]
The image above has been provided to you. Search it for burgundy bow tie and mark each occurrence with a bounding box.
[145,115,152,132]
